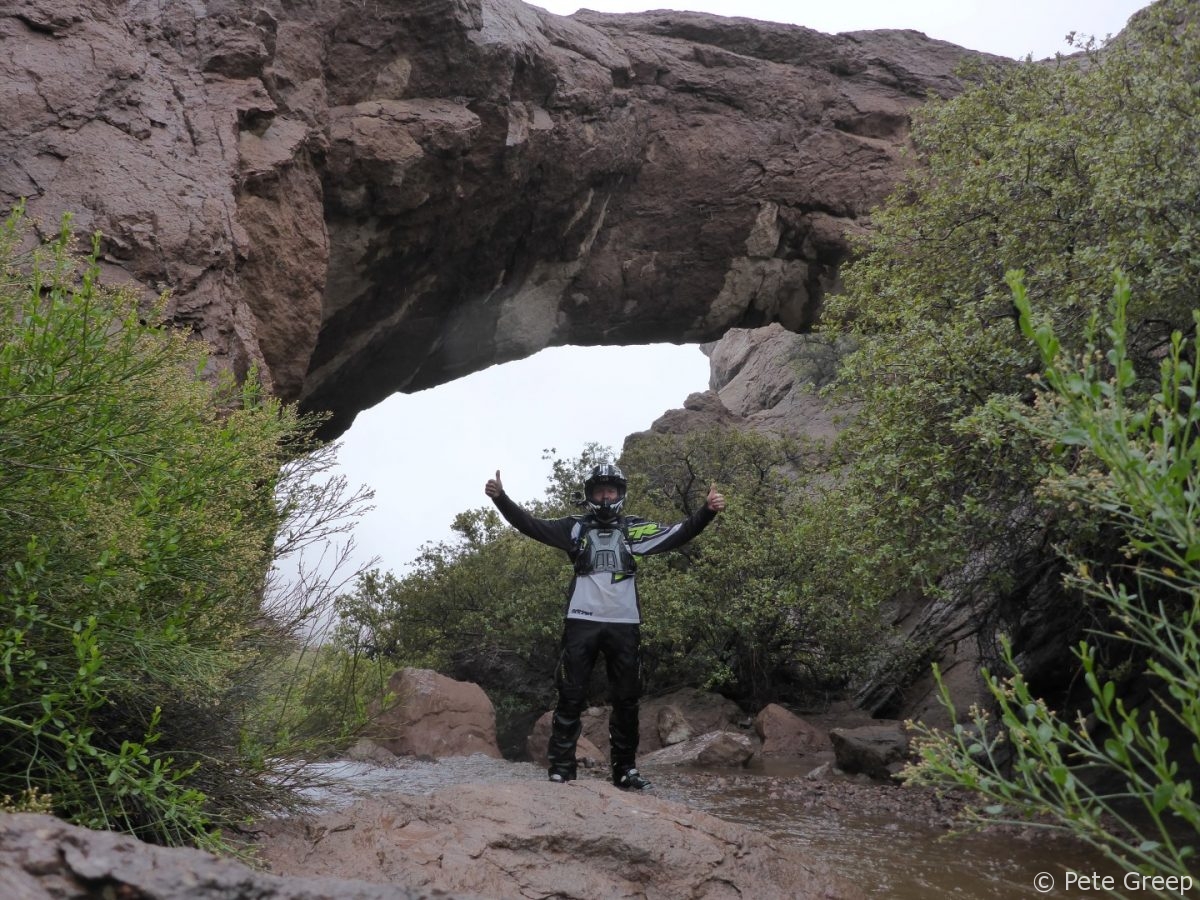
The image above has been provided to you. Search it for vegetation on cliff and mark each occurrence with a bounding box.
[819,0,1199,882]
[906,274,1199,883]
[822,0,1200,628]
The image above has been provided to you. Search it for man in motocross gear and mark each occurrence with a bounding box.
[485,463,725,790]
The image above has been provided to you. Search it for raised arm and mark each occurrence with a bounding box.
[484,469,576,551]
[628,483,725,556]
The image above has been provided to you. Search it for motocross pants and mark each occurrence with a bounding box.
[546,619,641,777]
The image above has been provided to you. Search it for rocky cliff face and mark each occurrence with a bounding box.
[0,0,995,436]
[631,323,855,452]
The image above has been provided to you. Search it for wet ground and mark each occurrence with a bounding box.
[298,754,1127,899]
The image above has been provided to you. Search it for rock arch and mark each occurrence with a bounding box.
[0,0,992,437]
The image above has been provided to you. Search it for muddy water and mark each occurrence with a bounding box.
[299,755,1126,899]
[656,763,1126,899]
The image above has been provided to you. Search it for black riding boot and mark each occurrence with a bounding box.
[605,624,647,788]
[547,709,582,781]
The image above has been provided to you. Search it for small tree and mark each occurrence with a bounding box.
[624,427,892,707]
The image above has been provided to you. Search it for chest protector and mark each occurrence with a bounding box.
[573,520,636,576]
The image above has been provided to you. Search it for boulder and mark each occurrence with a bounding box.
[656,703,693,746]
[641,730,757,768]
[829,723,911,780]
[754,703,829,757]
[0,813,449,900]
[256,780,862,899]
[343,737,399,768]
[640,688,747,754]
[369,668,501,760]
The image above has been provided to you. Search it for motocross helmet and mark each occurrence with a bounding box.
[583,463,627,523]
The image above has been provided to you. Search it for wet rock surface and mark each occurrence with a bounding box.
[0,811,464,900]
[641,729,756,767]
[1,750,1124,899]
[258,770,863,899]
[257,753,1124,899]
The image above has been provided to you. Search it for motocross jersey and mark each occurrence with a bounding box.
[490,493,717,624]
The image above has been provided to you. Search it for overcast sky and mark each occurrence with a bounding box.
[314,0,1151,581]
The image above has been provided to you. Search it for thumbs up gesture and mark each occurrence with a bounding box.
[706,482,726,513]
[485,470,504,498]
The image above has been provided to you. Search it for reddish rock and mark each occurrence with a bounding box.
[256,780,863,899]
[830,722,911,780]
[0,0,995,438]
[754,703,829,757]
[370,668,501,760]
[0,813,440,900]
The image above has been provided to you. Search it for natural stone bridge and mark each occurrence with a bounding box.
[1,0,992,437]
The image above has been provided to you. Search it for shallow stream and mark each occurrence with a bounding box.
[299,754,1127,899]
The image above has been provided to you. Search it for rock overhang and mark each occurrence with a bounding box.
[0,0,1000,439]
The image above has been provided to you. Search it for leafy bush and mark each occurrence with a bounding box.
[0,207,361,848]
[816,0,1200,676]
[624,427,892,706]
[905,274,1199,891]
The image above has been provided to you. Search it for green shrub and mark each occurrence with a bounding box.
[806,0,1200,703]
[0,206,345,848]
[821,0,1200,606]
[335,431,892,715]
[624,427,892,706]
[905,274,1199,893]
